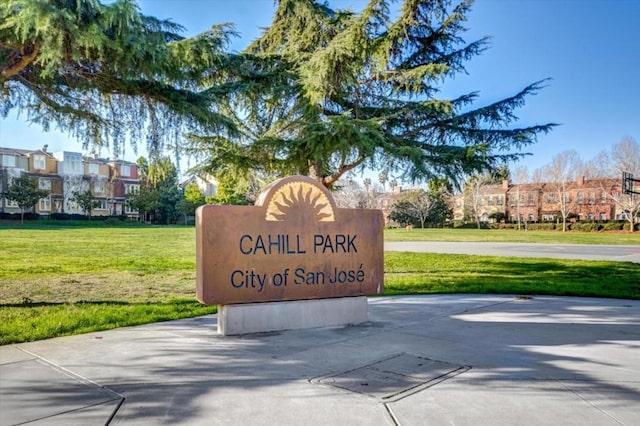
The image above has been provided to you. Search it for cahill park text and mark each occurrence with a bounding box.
[231,233,364,292]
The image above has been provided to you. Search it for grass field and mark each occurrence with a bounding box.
[1,223,638,344]
[384,227,640,245]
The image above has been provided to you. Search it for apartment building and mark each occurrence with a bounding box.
[456,177,623,224]
[1,146,139,219]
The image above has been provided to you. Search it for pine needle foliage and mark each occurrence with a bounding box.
[0,0,237,157]
[189,0,556,188]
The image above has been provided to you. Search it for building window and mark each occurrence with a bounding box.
[66,200,80,213]
[125,202,136,214]
[487,195,494,205]
[2,155,16,167]
[88,163,100,175]
[34,155,46,170]
[588,191,595,203]
[528,193,534,205]
[587,212,594,220]
[577,192,584,204]
[600,191,607,203]
[528,214,534,221]
[6,197,19,208]
[125,184,139,194]
[68,155,82,173]
[94,182,106,195]
[496,195,504,205]
[599,212,607,220]
[39,196,51,211]
[95,199,107,210]
[547,193,557,203]
[564,193,570,203]
[38,178,51,190]
[121,165,131,177]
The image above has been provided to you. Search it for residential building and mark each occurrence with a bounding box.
[0,147,30,214]
[108,160,140,218]
[27,148,63,215]
[456,176,622,225]
[84,157,112,217]
[179,174,217,198]
[1,145,139,219]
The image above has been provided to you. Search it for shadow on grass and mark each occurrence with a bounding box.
[0,299,205,308]
[0,220,155,230]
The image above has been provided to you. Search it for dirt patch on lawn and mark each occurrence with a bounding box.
[0,271,197,304]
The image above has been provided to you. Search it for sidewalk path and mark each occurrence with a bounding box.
[385,241,640,263]
[2,295,639,425]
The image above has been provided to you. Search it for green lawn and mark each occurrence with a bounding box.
[1,224,638,344]
[384,227,640,245]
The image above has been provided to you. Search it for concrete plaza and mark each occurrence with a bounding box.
[2,294,639,425]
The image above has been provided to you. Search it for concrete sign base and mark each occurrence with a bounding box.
[218,297,368,335]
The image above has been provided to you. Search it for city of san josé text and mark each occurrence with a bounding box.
[231,233,364,292]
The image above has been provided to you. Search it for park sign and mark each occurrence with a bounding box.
[196,176,384,305]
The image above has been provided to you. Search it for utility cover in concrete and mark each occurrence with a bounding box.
[316,354,469,401]
[196,175,384,305]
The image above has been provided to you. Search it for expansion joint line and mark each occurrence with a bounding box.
[12,345,126,424]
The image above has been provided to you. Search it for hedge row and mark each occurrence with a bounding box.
[459,221,637,232]
[0,212,131,222]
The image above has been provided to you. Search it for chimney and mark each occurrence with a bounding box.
[577,176,585,186]
[42,144,48,153]
[502,179,509,190]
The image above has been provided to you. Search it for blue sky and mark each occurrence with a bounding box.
[1,0,639,179]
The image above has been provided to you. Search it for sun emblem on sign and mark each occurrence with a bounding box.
[265,181,335,222]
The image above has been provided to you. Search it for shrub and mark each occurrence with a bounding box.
[0,212,39,221]
[601,221,625,231]
[527,223,556,231]
[50,213,87,221]
[571,222,601,232]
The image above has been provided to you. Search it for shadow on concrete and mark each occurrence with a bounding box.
[3,296,639,424]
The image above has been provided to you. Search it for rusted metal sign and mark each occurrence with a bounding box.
[196,176,384,305]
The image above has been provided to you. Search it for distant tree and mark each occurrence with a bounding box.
[389,178,398,194]
[207,171,250,205]
[1,0,236,156]
[71,189,100,220]
[489,164,511,184]
[427,178,454,225]
[378,170,388,192]
[185,182,206,207]
[543,150,583,232]
[176,182,205,223]
[6,174,48,223]
[389,189,436,228]
[126,185,159,222]
[333,178,366,209]
[512,165,530,230]
[130,155,182,223]
[189,0,555,188]
[464,173,492,229]
[363,178,372,193]
[598,137,640,232]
